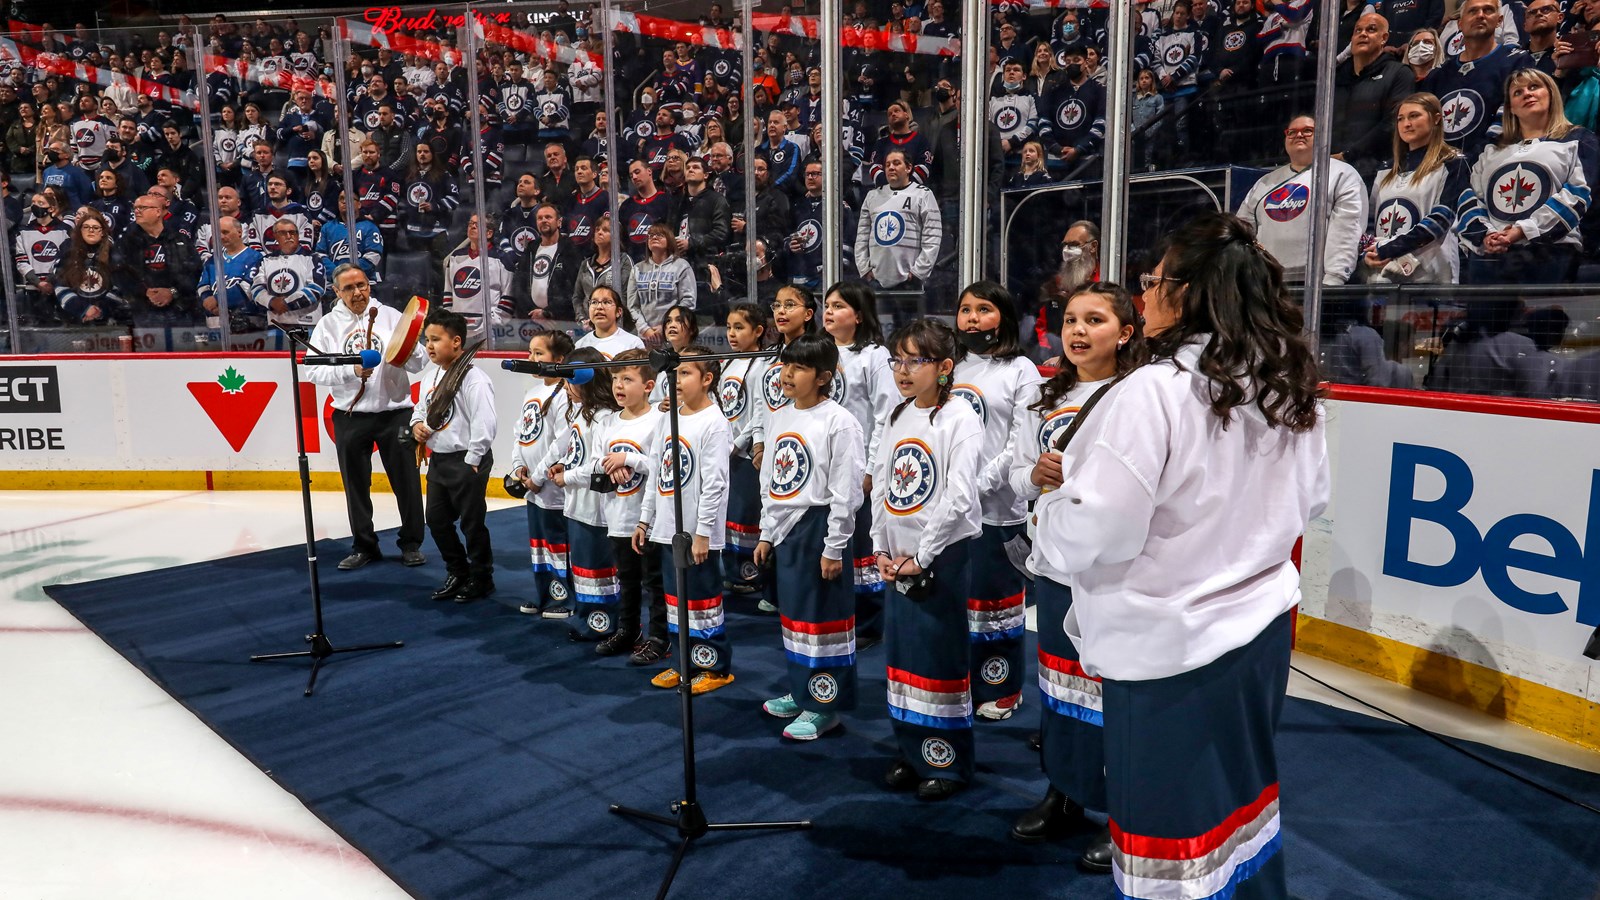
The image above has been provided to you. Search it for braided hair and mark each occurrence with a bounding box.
[887,318,961,425]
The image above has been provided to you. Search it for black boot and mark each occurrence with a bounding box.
[1010,786,1090,844]
[431,574,466,601]
[1078,826,1114,873]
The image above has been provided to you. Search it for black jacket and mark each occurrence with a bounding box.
[117,224,201,325]
[679,187,732,265]
[1333,54,1416,179]
[513,236,582,321]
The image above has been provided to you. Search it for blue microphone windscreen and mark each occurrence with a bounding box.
[570,367,595,385]
[359,349,382,368]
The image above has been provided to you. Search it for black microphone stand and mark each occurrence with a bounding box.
[507,345,810,899]
[250,326,405,696]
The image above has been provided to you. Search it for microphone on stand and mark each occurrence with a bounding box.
[300,351,381,367]
[502,359,595,384]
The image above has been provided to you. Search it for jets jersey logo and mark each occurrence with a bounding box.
[950,384,987,424]
[363,109,381,130]
[872,210,906,246]
[1037,407,1077,453]
[1446,30,1465,57]
[1163,43,1186,66]
[807,673,839,704]
[628,213,652,239]
[268,267,302,296]
[341,330,383,356]
[981,656,1010,685]
[1055,47,1070,68]
[1489,162,1552,219]
[691,644,719,668]
[306,191,324,211]
[762,363,791,411]
[718,374,748,420]
[609,439,647,495]
[541,99,559,118]
[1263,182,1310,222]
[144,245,168,270]
[531,254,553,279]
[768,432,812,500]
[832,365,849,404]
[1375,198,1421,241]
[715,59,731,78]
[921,737,956,769]
[1056,99,1086,130]
[77,268,106,296]
[1224,30,1246,52]
[453,265,483,297]
[516,398,546,446]
[513,227,536,252]
[1440,89,1483,139]
[504,92,525,112]
[328,239,350,261]
[636,120,655,139]
[31,240,61,262]
[219,136,236,155]
[886,438,937,516]
[560,423,586,468]
[567,215,593,241]
[421,384,454,428]
[797,218,821,252]
[657,435,695,495]
[995,106,1022,132]
[407,182,433,206]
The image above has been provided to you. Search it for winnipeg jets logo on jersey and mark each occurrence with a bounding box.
[408,182,433,207]
[1056,99,1086,130]
[1037,408,1077,453]
[363,110,381,130]
[872,211,906,246]
[560,423,586,468]
[268,268,302,296]
[1446,30,1465,57]
[504,92,525,112]
[950,384,987,424]
[1163,43,1186,66]
[220,136,239,156]
[714,59,732,78]
[718,375,748,420]
[1375,198,1420,241]
[831,366,848,405]
[1489,162,1552,219]
[762,363,791,411]
[797,219,821,252]
[513,227,536,252]
[32,240,61,263]
[1224,30,1246,52]
[636,120,655,139]
[995,106,1022,132]
[768,433,812,500]
[328,238,351,261]
[657,435,695,495]
[609,439,647,495]
[1263,182,1310,222]
[77,268,106,296]
[453,266,483,297]
[1440,90,1483,140]
[306,191,324,213]
[516,398,546,446]
[886,438,937,516]
[541,99,559,118]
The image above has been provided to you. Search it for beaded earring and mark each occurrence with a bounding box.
[937,374,949,385]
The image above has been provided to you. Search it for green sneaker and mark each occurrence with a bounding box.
[763,694,802,718]
[782,711,840,741]
[757,599,779,613]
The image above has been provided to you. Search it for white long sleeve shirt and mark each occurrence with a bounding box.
[834,342,897,472]
[718,356,768,457]
[1007,378,1106,503]
[510,380,570,510]
[598,407,665,538]
[410,364,497,467]
[870,401,984,570]
[1236,158,1367,285]
[951,353,1045,526]
[575,327,646,358]
[306,300,428,413]
[536,405,615,527]
[639,404,733,548]
[1033,339,1329,682]
[757,400,865,559]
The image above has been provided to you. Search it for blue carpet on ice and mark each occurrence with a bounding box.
[44,507,1600,899]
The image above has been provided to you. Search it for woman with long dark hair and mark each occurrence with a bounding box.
[57,208,124,324]
[1033,211,1327,900]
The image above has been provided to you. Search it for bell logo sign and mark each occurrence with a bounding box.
[1382,443,1599,627]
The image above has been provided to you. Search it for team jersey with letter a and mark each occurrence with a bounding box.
[598,407,664,538]
[1370,154,1471,283]
[871,400,984,569]
[718,357,768,456]
[443,248,513,342]
[757,400,865,557]
[951,353,1045,526]
[1462,136,1592,250]
[1423,44,1531,160]
[575,328,646,359]
[537,405,615,527]
[1006,379,1103,505]
[512,382,570,510]
[1237,159,1367,283]
[855,181,941,286]
[834,343,896,472]
[639,404,732,548]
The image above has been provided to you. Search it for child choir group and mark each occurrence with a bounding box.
[410,274,1145,868]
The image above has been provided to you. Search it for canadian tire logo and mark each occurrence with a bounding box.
[188,366,277,452]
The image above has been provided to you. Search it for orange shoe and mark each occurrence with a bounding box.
[651,668,681,689]
[690,671,735,695]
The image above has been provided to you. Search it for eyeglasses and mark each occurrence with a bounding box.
[133,204,162,211]
[887,356,936,372]
[771,301,806,312]
[1284,127,1315,138]
[1139,273,1180,292]
[589,297,618,308]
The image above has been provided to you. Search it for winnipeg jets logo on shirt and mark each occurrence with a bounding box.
[531,254,553,279]
[341,330,383,356]
[872,210,906,246]
[657,435,695,495]
[1375,198,1420,241]
[1440,89,1483,139]
[1224,30,1246,52]
[762,363,791,411]
[1163,43,1186,66]
[636,120,655,139]
[307,191,324,212]
[453,266,483,297]
[718,375,747,420]
[1057,99,1086,130]
[797,219,822,252]
[1489,162,1552,219]
[514,227,536,252]
[541,100,559,118]
[768,433,812,500]
[78,268,106,296]
[609,439,647,495]
[268,268,302,296]
[1037,407,1078,453]
[715,59,731,78]
[516,398,546,446]
[408,182,433,207]
[832,366,849,404]
[995,106,1021,132]
[1263,182,1310,222]
[561,423,586,468]
[505,93,525,112]
[1447,30,1465,57]
[221,136,239,156]
[328,239,350,260]
[950,384,987,424]
[886,438,937,516]
[32,240,61,262]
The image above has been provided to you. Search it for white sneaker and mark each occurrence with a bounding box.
[976,693,1022,721]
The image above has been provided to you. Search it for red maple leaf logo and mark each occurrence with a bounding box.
[188,366,278,452]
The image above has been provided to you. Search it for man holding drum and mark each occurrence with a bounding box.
[308,264,431,570]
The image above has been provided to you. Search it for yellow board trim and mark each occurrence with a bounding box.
[1296,614,1600,751]
[1,470,523,500]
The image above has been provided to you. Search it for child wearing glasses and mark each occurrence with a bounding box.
[873,319,984,802]
[575,284,645,358]
[720,302,776,595]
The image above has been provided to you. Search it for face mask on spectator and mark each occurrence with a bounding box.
[576,29,588,39]
[1003,78,1021,91]
[641,94,655,107]
[32,205,50,220]
[1063,244,1084,262]
[933,87,951,104]
[1062,23,1079,39]
[1407,42,1435,65]
[1065,63,1083,79]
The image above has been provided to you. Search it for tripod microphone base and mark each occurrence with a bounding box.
[609,800,811,900]
[251,633,405,696]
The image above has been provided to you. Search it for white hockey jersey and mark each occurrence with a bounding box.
[758,400,865,559]
[854,181,942,288]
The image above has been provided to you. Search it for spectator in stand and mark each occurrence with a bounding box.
[855,148,941,291]
[120,190,199,326]
[580,109,611,167]
[1010,140,1055,188]
[534,68,573,156]
[301,150,340,225]
[150,177,200,243]
[1401,27,1444,86]
[459,98,507,204]
[368,103,408,171]
[627,222,697,331]
[620,157,678,261]
[868,99,935,186]
[1259,0,1316,107]
[755,108,805,197]
[252,217,326,330]
[1042,42,1107,178]
[153,122,205,198]
[239,103,272,165]
[1236,114,1367,284]
[14,190,71,325]
[415,96,464,170]
[70,94,114,170]
[677,155,732,272]
[787,161,826,289]
[513,201,580,323]
[564,156,608,253]
[990,60,1041,170]
[277,88,330,182]
[36,105,70,179]
[1153,0,1206,161]
[740,155,794,267]
[503,173,545,261]
[641,106,694,178]
[251,170,314,251]
[6,103,40,187]
[89,170,132,236]
[706,141,744,210]
[40,141,94,209]
[1523,0,1564,78]
[443,213,517,341]
[539,143,577,214]
[1460,69,1596,284]
[1365,93,1471,285]
[241,140,284,212]
[1133,69,1166,170]
[197,186,257,263]
[1209,0,1264,162]
[1334,13,1417,184]
[352,139,401,243]
[1380,0,1447,47]
[397,142,460,255]
[198,215,264,325]
[211,104,245,189]
[573,213,633,323]
[1424,0,1532,160]
[1030,220,1102,360]
[315,190,384,286]
[56,208,124,324]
